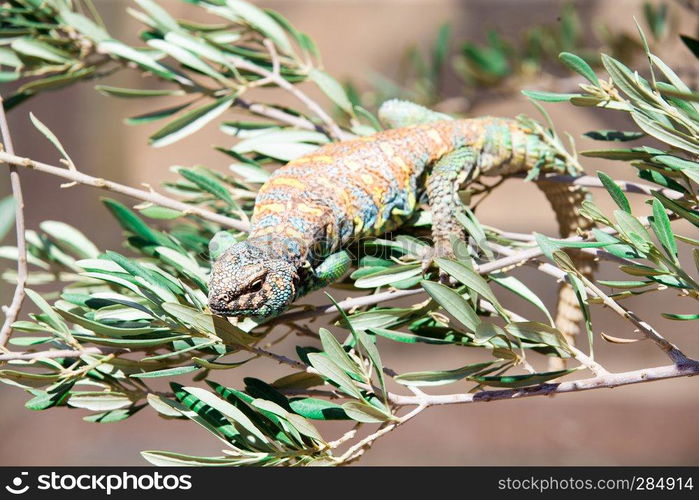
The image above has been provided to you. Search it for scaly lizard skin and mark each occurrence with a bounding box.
[209,100,595,339]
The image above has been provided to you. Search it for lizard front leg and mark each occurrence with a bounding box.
[423,147,478,281]
[302,250,352,294]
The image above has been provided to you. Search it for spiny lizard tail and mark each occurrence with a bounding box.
[209,100,595,349]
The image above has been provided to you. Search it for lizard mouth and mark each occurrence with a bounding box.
[209,302,269,317]
[209,306,240,317]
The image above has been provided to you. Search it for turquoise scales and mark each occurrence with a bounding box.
[208,100,595,347]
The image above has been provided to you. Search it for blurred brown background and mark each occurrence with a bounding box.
[1,0,697,465]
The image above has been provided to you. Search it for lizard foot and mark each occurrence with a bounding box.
[421,241,456,284]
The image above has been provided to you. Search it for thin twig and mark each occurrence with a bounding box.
[531,173,686,200]
[231,56,347,141]
[235,97,324,133]
[388,361,699,406]
[243,344,307,370]
[333,403,427,465]
[0,152,250,232]
[521,254,691,364]
[333,360,699,463]
[0,95,27,349]
[0,346,124,362]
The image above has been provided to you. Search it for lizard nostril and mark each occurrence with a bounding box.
[210,294,232,309]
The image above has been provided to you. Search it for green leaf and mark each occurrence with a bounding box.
[287,397,352,423]
[24,289,71,337]
[0,72,19,83]
[0,246,49,270]
[8,336,53,346]
[11,37,73,64]
[149,95,234,147]
[72,333,189,348]
[272,371,325,390]
[306,352,363,400]
[650,199,677,261]
[18,68,96,95]
[25,382,74,411]
[95,85,184,98]
[264,9,318,58]
[193,356,254,370]
[56,308,168,337]
[601,54,653,105]
[353,264,421,288]
[232,141,318,162]
[521,90,579,102]
[124,102,192,126]
[581,148,659,161]
[559,51,599,85]
[68,391,133,411]
[0,196,16,242]
[435,259,506,316]
[98,40,178,82]
[597,171,631,213]
[394,361,497,387]
[134,0,180,32]
[250,398,323,442]
[652,192,699,228]
[131,366,199,378]
[631,111,699,155]
[369,327,454,345]
[229,163,270,183]
[614,210,653,252]
[472,368,576,388]
[141,451,237,466]
[680,34,699,59]
[39,221,99,259]
[346,309,409,331]
[534,233,558,261]
[147,39,226,83]
[504,322,569,351]
[421,281,481,332]
[490,274,553,324]
[583,130,644,142]
[649,54,694,96]
[355,329,386,403]
[83,407,140,424]
[183,386,271,446]
[318,328,361,378]
[653,154,699,172]
[138,206,183,220]
[597,280,652,289]
[341,401,393,423]
[309,69,354,116]
[154,246,208,286]
[0,47,22,68]
[29,113,75,168]
[161,302,258,345]
[177,167,236,207]
[164,31,240,74]
[59,9,110,42]
[661,313,699,321]
[102,198,169,247]
[225,0,293,55]
[105,251,180,300]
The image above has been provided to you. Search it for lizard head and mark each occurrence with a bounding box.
[208,240,299,318]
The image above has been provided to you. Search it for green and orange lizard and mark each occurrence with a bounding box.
[208,100,594,343]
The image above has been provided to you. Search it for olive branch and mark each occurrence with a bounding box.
[0,0,697,466]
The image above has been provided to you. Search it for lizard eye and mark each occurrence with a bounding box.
[249,278,264,293]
